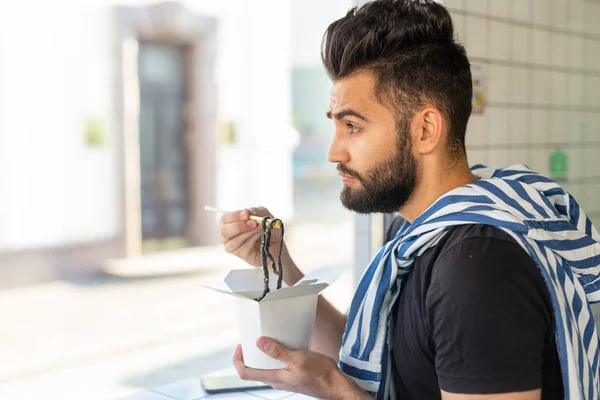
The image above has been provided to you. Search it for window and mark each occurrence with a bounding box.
[0,1,358,398]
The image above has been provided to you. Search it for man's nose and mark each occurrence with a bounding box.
[327,130,349,164]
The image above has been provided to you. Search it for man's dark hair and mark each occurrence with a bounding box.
[321,0,472,158]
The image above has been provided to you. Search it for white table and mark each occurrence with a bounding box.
[120,377,318,400]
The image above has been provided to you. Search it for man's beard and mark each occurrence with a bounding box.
[338,128,417,214]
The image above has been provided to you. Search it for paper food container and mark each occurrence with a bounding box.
[203,266,340,369]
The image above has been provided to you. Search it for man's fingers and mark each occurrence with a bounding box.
[223,229,259,255]
[220,209,249,224]
[220,207,271,225]
[233,345,253,380]
[233,344,244,363]
[257,337,293,364]
[233,345,281,382]
[219,220,258,243]
[248,207,272,218]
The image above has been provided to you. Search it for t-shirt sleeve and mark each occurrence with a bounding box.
[426,235,553,394]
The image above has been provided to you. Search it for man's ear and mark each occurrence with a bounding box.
[412,107,444,155]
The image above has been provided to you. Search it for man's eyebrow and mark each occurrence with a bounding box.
[326,109,368,122]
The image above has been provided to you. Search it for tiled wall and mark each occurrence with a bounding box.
[445,0,600,222]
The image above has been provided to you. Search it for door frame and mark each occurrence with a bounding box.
[113,2,218,257]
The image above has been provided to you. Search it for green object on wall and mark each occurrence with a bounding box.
[84,118,106,148]
[219,120,238,145]
[549,147,568,182]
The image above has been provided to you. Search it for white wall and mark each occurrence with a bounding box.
[0,3,104,248]
[445,0,600,222]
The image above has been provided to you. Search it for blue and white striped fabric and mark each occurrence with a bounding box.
[339,164,600,400]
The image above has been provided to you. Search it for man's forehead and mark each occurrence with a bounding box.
[329,73,377,110]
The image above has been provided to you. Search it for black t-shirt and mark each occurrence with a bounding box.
[386,221,563,399]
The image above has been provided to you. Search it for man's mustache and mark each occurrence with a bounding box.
[337,164,362,180]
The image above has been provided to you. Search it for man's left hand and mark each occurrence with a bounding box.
[233,337,370,400]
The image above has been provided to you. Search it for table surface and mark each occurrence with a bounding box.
[120,377,318,400]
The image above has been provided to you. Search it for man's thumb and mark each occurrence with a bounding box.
[257,337,292,363]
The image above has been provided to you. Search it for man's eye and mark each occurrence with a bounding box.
[347,123,360,133]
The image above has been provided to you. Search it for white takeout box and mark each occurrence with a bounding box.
[203,266,340,369]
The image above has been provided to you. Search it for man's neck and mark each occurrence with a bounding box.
[399,162,477,223]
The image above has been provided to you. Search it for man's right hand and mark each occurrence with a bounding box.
[218,206,284,268]
[219,206,346,360]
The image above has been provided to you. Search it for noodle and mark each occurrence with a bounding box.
[256,216,285,301]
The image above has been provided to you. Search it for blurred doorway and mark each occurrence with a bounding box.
[137,42,190,253]
[115,2,219,259]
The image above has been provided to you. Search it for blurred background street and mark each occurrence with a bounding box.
[0,210,353,400]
